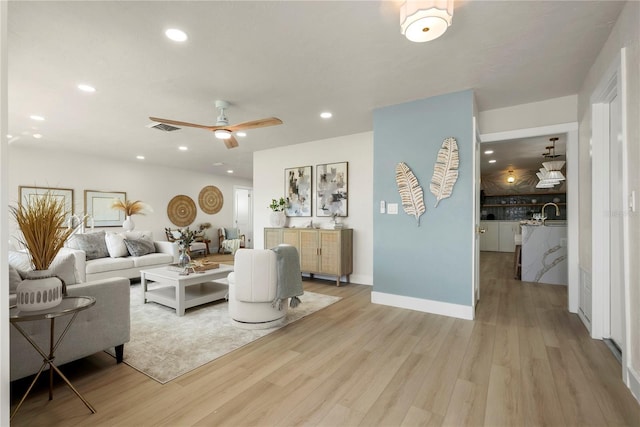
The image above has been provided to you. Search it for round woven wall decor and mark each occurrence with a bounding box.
[198,185,224,214]
[167,195,197,227]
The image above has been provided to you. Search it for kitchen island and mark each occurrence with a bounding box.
[521,222,567,285]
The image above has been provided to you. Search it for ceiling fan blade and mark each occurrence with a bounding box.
[149,117,214,130]
[224,135,239,149]
[227,117,283,132]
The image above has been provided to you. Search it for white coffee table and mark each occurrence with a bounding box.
[141,264,234,316]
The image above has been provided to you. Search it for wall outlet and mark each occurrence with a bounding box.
[387,203,399,214]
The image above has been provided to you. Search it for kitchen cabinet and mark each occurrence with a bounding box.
[264,228,353,286]
[480,221,519,252]
[479,221,499,251]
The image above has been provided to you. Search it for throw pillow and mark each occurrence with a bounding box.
[105,232,128,258]
[8,250,78,287]
[8,265,22,293]
[67,230,109,260]
[123,238,155,257]
[225,228,239,239]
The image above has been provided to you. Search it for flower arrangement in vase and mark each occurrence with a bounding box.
[10,192,74,311]
[269,197,287,227]
[111,199,153,231]
[176,227,197,268]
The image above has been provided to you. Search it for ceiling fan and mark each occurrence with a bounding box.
[149,100,283,149]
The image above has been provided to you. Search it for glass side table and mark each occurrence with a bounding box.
[10,296,97,420]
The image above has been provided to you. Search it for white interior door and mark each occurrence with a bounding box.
[234,187,253,249]
[609,92,624,347]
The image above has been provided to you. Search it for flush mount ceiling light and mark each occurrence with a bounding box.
[400,0,454,43]
[488,159,496,164]
[30,115,45,121]
[320,112,332,119]
[506,170,515,184]
[484,150,494,155]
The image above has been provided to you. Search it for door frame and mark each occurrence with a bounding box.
[233,186,253,249]
[480,122,579,313]
[590,48,630,382]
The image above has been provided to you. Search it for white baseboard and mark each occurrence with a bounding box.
[627,366,640,404]
[371,291,474,320]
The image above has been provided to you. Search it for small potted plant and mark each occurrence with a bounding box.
[269,197,287,227]
[10,192,73,311]
[111,199,153,231]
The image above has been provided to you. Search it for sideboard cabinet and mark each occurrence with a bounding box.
[264,228,353,286]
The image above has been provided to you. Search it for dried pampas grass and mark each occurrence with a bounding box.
[10,192,73,270]
[111,199,153,216]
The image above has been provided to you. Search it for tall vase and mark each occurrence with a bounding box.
[16,270,64,312]
[123,215,135,231]
[270,211,286,227]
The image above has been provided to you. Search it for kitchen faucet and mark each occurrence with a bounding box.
[541,202,560,224]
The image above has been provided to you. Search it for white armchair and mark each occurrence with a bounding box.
[228,249,292,329]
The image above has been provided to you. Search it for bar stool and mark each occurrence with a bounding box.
[514,233,522,279]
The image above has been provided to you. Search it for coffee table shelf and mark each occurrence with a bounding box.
[141,265,233,316]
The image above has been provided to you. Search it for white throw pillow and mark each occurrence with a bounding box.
[105,232,128,258]
[8,250,78,287]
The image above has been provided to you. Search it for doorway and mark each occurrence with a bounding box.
[233,186,253,249]
[478,123,579,314]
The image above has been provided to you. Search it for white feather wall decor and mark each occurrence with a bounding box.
[395,162,426,225]
[430,137,459,207]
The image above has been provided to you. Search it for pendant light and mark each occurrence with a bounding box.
[542,137,565,180]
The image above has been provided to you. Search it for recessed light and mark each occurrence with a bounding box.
[77,84,96,93]
[236,132,247,137]
[227,170,234,174]
[6,134,12,138]
[488,159,496,163]
[484,150,494,155]
[165,28,188,42]
[33,133,43,139]
[320,112,332,119]
[178,146,188,151]
[30,115,45,121]
[136,155,145,160]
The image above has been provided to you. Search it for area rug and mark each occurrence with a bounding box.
[114,282,341,384]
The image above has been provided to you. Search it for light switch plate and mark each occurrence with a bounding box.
[388,203,399,214]
[380,200,386,214]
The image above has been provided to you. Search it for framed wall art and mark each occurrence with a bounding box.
[284,165,312,217]
[18,186,74,220]
[84,190,126,227]
[316,161,348,217]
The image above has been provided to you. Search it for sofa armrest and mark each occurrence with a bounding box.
[65,277,131,351]
[155,240,179,262]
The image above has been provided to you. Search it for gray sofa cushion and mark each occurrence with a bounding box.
[68,231,109,260]
[86,257,135,274]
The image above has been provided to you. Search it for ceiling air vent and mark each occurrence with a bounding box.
[147,122,181,132]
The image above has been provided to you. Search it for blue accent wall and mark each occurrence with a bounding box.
[373,90,474,306]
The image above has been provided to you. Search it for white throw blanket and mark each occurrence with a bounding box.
[221,238,241,255]
[271,245,303,310]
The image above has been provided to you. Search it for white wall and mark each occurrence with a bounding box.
[478,94,577,134]
[253,132,373,286]
[7,146,251,250]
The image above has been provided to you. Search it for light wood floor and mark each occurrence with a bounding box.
[10,252,640,426]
